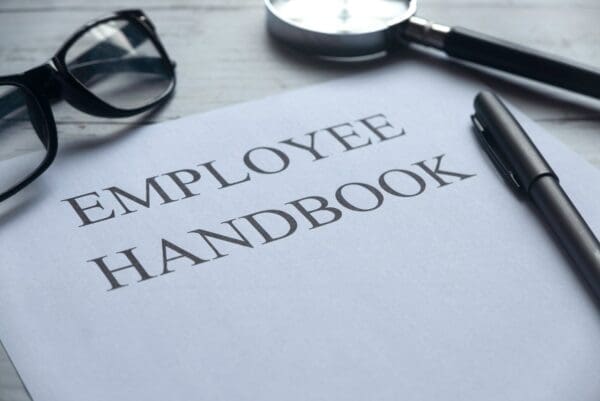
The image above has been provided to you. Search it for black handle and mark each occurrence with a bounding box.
[444,27,600,99]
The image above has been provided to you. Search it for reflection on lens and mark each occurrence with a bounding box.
[65,18,173,110]
[269,0,412,34]
[0,84,49,195]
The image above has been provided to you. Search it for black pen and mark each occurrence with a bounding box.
[471,91,600,300]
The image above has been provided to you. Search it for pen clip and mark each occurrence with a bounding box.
[471,114,523,193]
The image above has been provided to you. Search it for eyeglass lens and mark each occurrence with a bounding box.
[65,18,173,110]
[0,84,49,195]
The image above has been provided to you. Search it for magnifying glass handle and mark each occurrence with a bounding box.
[404,18,600,100]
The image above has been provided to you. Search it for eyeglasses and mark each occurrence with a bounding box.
[0,9,176,202]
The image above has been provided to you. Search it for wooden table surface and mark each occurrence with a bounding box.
[1,1,599,400]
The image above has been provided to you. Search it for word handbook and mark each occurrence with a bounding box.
[1,60,600,401]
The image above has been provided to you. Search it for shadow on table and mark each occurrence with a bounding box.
[59,98,173,153]
[266,33,600,119]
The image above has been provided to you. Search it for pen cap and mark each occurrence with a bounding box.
[474,92,557,193]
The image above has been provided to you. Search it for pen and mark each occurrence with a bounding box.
[471,91,600,301]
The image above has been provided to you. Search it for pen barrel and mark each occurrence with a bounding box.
[530,176,600,296]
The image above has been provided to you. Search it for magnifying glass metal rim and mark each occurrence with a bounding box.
[265,0,419,58]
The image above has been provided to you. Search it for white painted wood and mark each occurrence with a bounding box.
[0,1,598,400]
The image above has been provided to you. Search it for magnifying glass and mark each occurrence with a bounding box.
[265,0,600,100]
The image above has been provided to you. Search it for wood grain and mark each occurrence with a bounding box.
[0,1,598,400]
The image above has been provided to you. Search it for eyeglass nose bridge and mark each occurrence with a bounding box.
[24,63,62,100]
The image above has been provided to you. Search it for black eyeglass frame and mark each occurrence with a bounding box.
[0,9,176,202]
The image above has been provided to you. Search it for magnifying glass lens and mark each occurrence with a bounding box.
[269,0,411,34]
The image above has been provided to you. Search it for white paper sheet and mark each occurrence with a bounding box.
[1,58,600,401]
